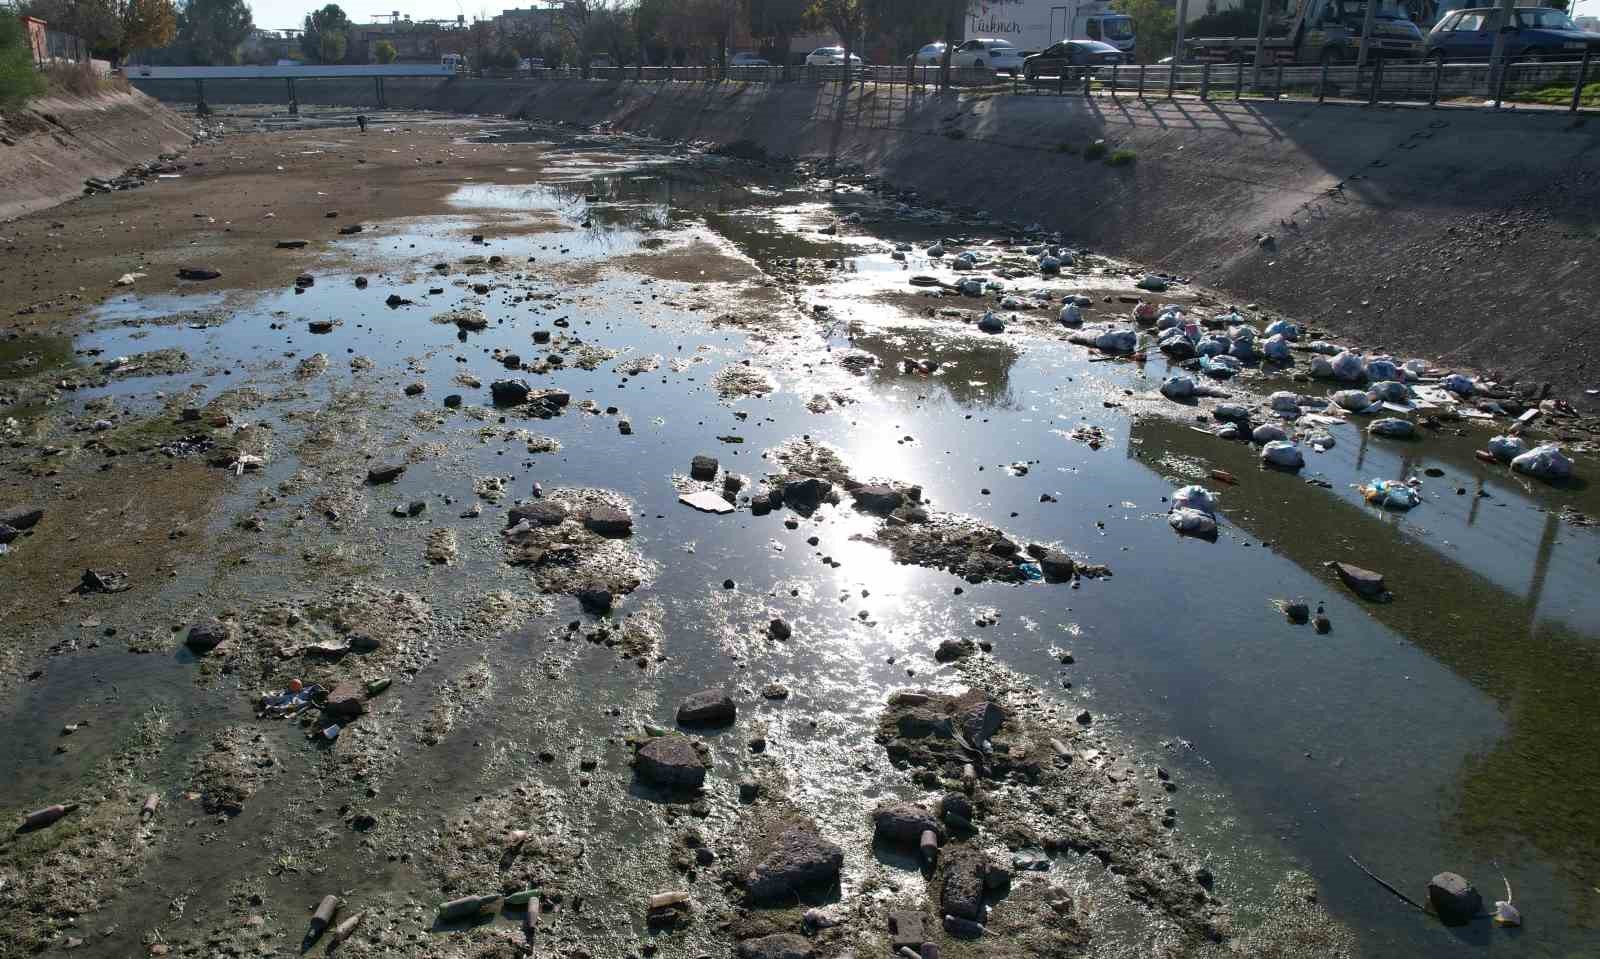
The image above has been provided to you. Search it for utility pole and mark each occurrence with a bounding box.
[1253,0,1273,80]
[1174,0,1189,63]
[1487,0,1518,100]
[1356,0,1378,69]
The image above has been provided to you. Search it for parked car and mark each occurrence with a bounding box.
[949,38,1027,76]
[518,57,546,72]
[911,42,947,65]
[1425,6,1600,61]
[804,46,866,68]
[1022,40,1125,79]
[730,52,770,67]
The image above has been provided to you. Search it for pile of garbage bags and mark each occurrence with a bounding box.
[1511,444,1574,481]
[1168,484,1219,537]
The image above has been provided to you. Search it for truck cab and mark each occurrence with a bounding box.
[1081,11,1137,56]
[1187,0,1424,63]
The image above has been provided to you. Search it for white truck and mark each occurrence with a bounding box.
[966,0,1136,57]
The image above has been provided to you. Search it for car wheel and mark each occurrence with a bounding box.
[1025,66,1036,81]
[1430,50,1446,64]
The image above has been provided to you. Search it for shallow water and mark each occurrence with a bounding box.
[4,123,1599,957]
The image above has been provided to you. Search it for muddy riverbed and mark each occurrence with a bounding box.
[2,109,1599,959]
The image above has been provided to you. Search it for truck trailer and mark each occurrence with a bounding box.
[967,0,1137,57]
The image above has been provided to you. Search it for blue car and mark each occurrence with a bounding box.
[1425,6,1600,61]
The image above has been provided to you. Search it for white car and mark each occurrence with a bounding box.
[912,42,947,65]
[950,38,1026,75]
[730,52,770,67]
[804,46,866,68]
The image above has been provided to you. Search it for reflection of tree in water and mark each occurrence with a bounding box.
[1130,414,1600,933]
[848,326,1022,411]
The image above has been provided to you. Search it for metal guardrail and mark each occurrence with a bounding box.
[469,55,1596,114]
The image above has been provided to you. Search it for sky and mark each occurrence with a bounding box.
[247,0,534,32]
[246,0,1600,33]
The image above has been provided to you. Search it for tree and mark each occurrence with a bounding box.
[0,10,46,107]
[22,0,122,50]
[177,0,253,64]
[1113,0,1174,64]
[301,3,352,63]
[317,28,346,62]
[373,38,396,62]
[748,0,806,70]
[802,0,868,77]
[120,0,177,57]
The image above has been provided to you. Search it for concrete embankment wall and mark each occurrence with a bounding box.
[0,90,196,222]
[134,76,1600,396]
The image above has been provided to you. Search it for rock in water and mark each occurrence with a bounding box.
[1331,562,1389,600]
[746,825,844,901]
[1426,872,1483,926]
[677,689,736,725]
[635,735,706,788]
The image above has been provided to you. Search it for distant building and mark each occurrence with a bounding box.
[346,14,469,63]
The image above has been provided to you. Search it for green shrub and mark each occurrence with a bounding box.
[0,11,45,108]
[1083,139,1108,160]
[1106,148,1137,166]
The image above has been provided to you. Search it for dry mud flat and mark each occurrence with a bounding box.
[3,114,1587,959]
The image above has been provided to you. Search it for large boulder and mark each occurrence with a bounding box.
[676,689,736,725]
[951,689,1005,747]
[690,455,719,480]
[852,484,905,513]
[1038,550,1075,581]
[941,846,990,921]
[490,379,531,405]
[783,477,833,509]
[184,619,235,654]
[746,825,844,901]
[323,681,366,719]
[1332,562,1388,600]
[736,935,814,959]
[508,501,568,527]
[583,507,633,536]
[0,506,43,530]
[873,802,940,847]
[635,735,705,788]
[1426,872,1483,926]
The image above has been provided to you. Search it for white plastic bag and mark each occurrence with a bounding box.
[1262,334,1292,362]
[1269,391,1301,414]
[1511,444,1573,480]
[1058,302,1082,326]
[1368,418,1416,438]
[1487,434,1526,463]
[1252,423,1288,444]
[1440,373,1475,396]
[1168,507,1218,536]
[1261,441,1304,468]
[1172,485,1217,514]
[1330,350,1365,382]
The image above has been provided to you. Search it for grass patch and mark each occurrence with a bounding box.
[42,62,129,97]
[1083,140,1108,160]
[1515,80,1600,107]
[1052,142,1079,154]
[1105,148,1137,166]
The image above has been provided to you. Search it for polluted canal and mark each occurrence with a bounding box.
[1,115,1598,959]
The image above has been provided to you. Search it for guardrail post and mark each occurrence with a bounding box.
[1492,52,1509,108]
[1083,66,1092,96]
[1318,59,1328,103]
[1168,62,1177,98]
[1234,60,1244,99]
[1572,50,1590,113]
[1274,63,1283,99]
[1430,56,1443,106]
[1109,64,1118,98]
[1137,63,1146,98]
[1368,57,1382,105]
[1200,62,1211,101]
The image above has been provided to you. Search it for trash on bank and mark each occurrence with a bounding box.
[1260,441,1304,469]
[1362,479,1421,510]
[438,894,502,922]
[1511,444,1573,481]
[16,802,79,833]
[1368,418,1417,439]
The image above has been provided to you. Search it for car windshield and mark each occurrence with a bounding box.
[1099,16,1134,40]
[1516,9,1578,29]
